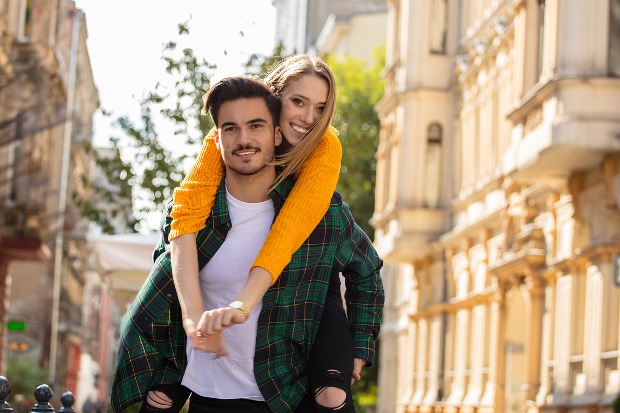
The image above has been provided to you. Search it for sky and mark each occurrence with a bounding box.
[73,0,277,149]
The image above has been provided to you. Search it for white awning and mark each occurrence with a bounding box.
[92,233,160,310]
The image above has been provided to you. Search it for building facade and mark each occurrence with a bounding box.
[272,0,386,54]
[373,1,620,413]
[0,0,106,403]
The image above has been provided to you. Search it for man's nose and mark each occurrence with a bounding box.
[237,127,252,144]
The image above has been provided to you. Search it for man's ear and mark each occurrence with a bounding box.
[274,126,283,147]
[213,129,221,149]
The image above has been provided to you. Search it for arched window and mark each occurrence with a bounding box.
[425,123,443,208]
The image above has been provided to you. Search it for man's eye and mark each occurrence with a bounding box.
[224,126,236,132]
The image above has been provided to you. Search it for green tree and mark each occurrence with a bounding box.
[5,353,48,410]
[327,48,385,239]
[74,21,216,233]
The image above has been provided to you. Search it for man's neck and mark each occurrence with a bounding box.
[224,167,275,203]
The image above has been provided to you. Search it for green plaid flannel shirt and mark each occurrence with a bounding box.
[111,178,384,413]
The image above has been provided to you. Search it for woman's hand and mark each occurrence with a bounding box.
[351,358,366,384]
[196,307,247,336]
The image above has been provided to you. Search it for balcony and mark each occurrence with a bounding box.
[505,76,620,181]
[372,206,446,263]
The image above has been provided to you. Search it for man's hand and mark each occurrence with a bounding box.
[184,317,227,357]
[196,307,247,336]
[351,358,366,385]
[194,331,227,357]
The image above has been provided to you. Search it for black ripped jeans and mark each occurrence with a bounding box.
[295,276,355,413]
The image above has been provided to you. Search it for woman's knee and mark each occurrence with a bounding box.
[314,386,347,410]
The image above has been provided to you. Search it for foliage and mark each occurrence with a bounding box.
[327,46,385,238]
[74,21,216,233]
[5,353,48,410]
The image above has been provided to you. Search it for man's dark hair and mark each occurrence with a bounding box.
[202,76,281,127]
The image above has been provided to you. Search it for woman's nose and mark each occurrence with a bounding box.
[301,107,315,124]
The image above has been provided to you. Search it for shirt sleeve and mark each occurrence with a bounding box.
[336,202,384,367]
[168,127,222,241]
[252,126,342,284]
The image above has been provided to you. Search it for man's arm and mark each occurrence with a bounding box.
[335,202,384,368]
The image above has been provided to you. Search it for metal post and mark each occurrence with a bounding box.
[30,385,54,413]
[59,392,75,413]
[0,376,13,413]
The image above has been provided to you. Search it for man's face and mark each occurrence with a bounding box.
[214,97,282,177]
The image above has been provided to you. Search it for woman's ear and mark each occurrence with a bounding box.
[274,126,283,147]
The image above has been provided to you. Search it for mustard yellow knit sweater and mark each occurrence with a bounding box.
[169,125,342,284]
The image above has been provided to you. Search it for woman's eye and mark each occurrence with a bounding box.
[317,106,325,114]
[292,98,304,106]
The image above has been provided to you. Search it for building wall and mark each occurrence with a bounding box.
[315,12,388,65]
[0,0,103,400]
[273,0,387,54]
[374,1,620,413]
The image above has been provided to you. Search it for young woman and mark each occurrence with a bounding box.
[167,55,361,412]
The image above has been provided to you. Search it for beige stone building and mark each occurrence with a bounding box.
[0,0,112,403]
[373,1,620,413]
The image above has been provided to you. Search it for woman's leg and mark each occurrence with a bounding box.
[308,285,356,413]
[138,383,191,413]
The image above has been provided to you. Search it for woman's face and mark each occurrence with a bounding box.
[278,73,329,146]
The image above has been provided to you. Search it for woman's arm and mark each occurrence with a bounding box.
[253,126,342,283]
[169,128,222,240]
[196,127,343,333]
[169,128,222,337]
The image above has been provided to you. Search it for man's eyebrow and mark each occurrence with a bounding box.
[220,121,237,128]
[248,118,268,124]
[220,118,268,128]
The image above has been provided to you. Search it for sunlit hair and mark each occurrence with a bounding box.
[202,76,280,127]
[265,54,337,188]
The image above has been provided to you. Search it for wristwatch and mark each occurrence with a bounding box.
[227,301,250,322]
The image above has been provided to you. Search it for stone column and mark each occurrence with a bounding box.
[552,264,582,404]
[535,271,557,404]
[577,251,620,404]
[480,283,507,413]
[523,271,545,402]
[0,258,9,376]
[463,302,487,406]
[445,307,470,409]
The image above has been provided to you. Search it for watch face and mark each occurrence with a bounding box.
[229,301,242,308]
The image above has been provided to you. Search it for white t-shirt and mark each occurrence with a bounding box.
[181,187,274,400]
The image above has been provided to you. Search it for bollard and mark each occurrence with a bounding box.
[58,393,74,413]
[30,385,54,413]
[0,377,13,413]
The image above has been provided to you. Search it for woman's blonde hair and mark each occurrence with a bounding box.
[265,54,337,187]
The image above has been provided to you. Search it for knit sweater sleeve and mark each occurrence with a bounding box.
[253,126,342,284]
[169,127,222,241]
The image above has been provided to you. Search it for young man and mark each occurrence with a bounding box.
[111,76,384,413]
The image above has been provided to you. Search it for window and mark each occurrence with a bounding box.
[537,0,546,77]
[425,123,443,208]
[19,0,33,40]
[610,0,620,76]
[430,0,448,54]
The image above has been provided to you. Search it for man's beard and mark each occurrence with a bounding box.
[225,144,274,176]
